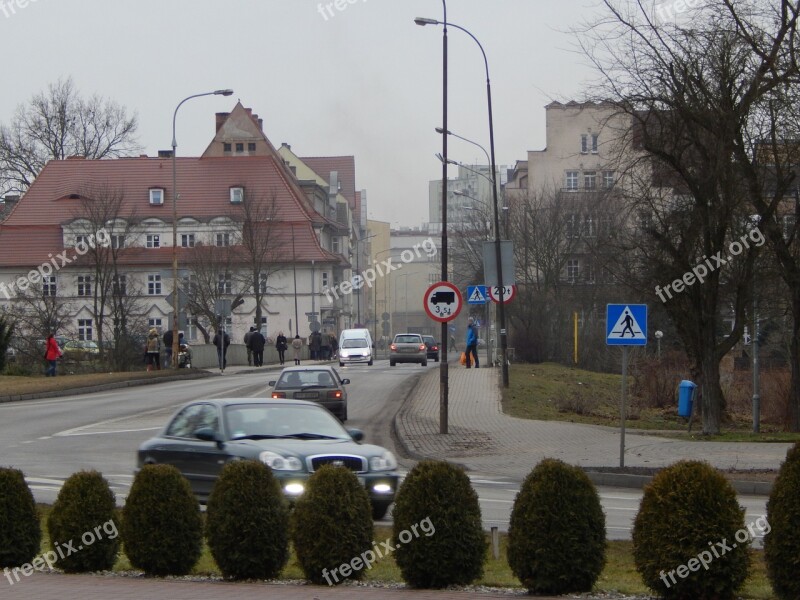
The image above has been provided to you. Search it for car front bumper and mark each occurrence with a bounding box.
[274,471,399,504]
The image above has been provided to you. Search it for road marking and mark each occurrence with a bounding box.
[53,405,178,437]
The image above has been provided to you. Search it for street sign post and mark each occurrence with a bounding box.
[466,285,489,305]
[606,303,648,468]
[424,282,463,323]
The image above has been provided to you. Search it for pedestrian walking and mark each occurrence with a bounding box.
[145,328,161,372]
[162,329,174,368]
[275,331,288,365]
[213,329,231,371]
[244,327,255,366]
[291,334,303,365]
[330,334,338,360]
[249,329,266,367]
[310,330,321,360]
[320,331,331,360]
[465,317,479,368]
[44,333,62,377]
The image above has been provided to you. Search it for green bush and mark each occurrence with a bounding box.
[392,460,485,588]
[291,465,373,585]
[508,458,606,593]
[633,460,750,599]
[0,467,41,568]
[121,464,202,576]
[206,460,289,580]
[47,470,119,572]
[764,441,800,599]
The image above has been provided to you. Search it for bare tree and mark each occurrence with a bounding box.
[580,0,800,433]
[0,77,140,195]
[182,239,236,343]
[7,281,72,364]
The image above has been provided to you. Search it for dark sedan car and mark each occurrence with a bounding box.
[422,335,440,362]
[268,365,349,421]
[137,398,399,519]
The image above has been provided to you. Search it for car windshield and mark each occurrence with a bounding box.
[224,403,351,440]
[275,370,338,390]
[395,335,420,344]
[342,338,368,348]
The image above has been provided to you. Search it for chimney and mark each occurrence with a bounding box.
[66,155,85,160]
[158,150,173,158]
[257,118,264,131]
[281,142,291,151]
[139,154,148,158]
[215,112,230,132]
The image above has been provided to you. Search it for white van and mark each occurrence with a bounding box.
[338,328,374,366]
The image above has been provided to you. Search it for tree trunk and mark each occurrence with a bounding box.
[790,289,800,432]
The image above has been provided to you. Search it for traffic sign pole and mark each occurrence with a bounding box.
[620,346,628,468]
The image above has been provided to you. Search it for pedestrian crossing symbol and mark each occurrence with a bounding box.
[466,285,489,305]
[606,304,648,346]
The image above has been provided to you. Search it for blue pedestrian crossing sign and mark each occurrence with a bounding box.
[606,304,648,346]
[466,285,489,304]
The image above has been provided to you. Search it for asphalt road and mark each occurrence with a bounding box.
[0,360,768,542]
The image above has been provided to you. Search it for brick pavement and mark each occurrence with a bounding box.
[394,357,793,479]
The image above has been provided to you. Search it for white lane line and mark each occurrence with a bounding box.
[53,406,177,437]
[57,426,163,436]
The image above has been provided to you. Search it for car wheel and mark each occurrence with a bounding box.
[339,362,344,367]
[390,360,396,367]
[434,355,439,362]
[340,407,348,422]
[422,360,428,367]
[372,502,391,520]
[368,359,373,366]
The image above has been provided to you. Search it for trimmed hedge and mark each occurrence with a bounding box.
[508,458,606,593]
[764,441,800,599]
[632,460,749,599]
[121,464,202,576]
[206,460,289,580]
[47,470,120,572]
[0,467,40,568]
[392,460,485,588]
[291,465,373,585]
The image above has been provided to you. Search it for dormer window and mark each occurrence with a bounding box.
[230,187,244,204]
[149,188,164,205]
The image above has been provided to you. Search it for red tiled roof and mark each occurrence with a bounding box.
[300,155,356,210]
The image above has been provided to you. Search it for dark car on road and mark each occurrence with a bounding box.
[422,335,440,362]
[137,398,399,519]
[268,365,349,421]
[389,333,427,367]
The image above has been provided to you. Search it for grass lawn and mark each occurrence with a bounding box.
[32,506,775,597]
[503,362,800,442]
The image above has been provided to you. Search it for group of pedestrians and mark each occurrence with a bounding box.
[243,327,266,367]
[307,330,338,360]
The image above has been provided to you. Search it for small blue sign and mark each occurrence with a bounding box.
[606,304,648,346]
[466,285,488,304]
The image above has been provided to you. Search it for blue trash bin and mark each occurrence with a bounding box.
[678,380,696,417]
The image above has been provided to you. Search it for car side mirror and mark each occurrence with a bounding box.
[268,380,276,386]
[347,428,364,442]
[341,378,350,385]
[195,427,223,448]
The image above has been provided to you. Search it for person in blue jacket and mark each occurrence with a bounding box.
[465,316,479,368]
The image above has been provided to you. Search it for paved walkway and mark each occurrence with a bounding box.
[394,358,794,479]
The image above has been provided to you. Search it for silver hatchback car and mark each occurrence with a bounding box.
[389,333,427,367]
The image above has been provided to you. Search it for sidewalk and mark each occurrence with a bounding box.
[394,357,793,487]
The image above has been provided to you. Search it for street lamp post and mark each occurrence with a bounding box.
[171,89,233,367]
[354,233,377,326]
[415,1,450,433]
[417,18,509,388]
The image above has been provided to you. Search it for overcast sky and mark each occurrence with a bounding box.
[0,0,605,228]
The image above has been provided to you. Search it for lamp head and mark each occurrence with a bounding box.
[214,89,234,96]
[414,17,439,26]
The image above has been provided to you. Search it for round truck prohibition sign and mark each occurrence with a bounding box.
[424,281,463,323]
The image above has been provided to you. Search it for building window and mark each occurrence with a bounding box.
[42,275,57,297]
[146,234,160,248]
[255,316,267,336]
[603,171,615,189]
[149,188,164,205]
[78,319,93,341]
[332,237,341,254]
[259,272,268,294]
[148,318,162,331]
[591,133,599,153]
[112,274,127,296]
[567,259,579,283]
[181,233,195,247]
[235,143,244,153]
[230,187,244,204]
[75,234,89,248]
[581,134,588,154]
[566,171,579,190]
[585,262,596,284]
[77,275,92,297]
[584,215,596,238]
[223,143,232,152]
[322,272,329,288]
[566,213,579,238]
[248,142,256,152]
[218,273,232,295]
[584,171,596,189]
[148,274,162,295]
[111,235,125,249]
[215,232,231,247]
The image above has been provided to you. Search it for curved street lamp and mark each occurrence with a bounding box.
[170,89,233,367]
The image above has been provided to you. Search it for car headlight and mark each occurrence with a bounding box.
[369,451,397,472]
[259,451,303,471]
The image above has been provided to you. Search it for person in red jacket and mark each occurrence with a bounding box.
[44,334,62,377]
